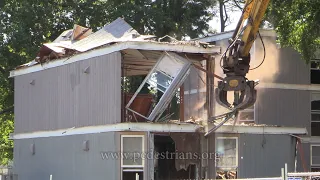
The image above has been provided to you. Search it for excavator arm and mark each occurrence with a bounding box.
[216,0,270,110]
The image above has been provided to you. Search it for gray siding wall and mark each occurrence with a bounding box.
[253,38,311,129]
[256,88,311,132]
[238,134,296,178]
[13,132,120,180]
[14,52,121,133]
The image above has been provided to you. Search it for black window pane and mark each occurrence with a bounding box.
[123,172,143,180]
[311,70,320,84]
[311,122,320,136]
[311,167,320,172]
[313,146,320,157]
[311,61,320,69]
[312,113,320,121]
[312,101,320,111]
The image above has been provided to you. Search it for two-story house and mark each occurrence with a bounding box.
[10,18,308,180]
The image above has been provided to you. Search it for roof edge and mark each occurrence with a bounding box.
[195,29,277,43]
[9,41,220,78]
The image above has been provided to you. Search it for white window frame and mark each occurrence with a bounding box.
[215,137,239,170]
[120,135,145,168]
[310,144,320,166]
[237,105,255,123]
[125,52,191,122]
[311,92,320,136]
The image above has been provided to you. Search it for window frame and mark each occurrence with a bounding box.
[311,144,320,166]
[310,59,320,84]
[311,92,320,136]
[125,52,191,122]
[120,135,145,168]
[237,105,255,123]
[215,137,239,170]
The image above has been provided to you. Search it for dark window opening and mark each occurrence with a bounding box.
[312,101,320,111]
[311,122,320,136]
[310,60,320,84]
[311,167,320,172]
[311,99,320,136]
[122,171,143,180]
[154,135,196,180]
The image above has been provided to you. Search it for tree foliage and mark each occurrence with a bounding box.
[267,0,320,62]
[0,0,216,164]
[215,0,244,32]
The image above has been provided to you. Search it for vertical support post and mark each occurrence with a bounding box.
[281,168,285,180]
[205,55,216,179]
[200,135,208,179]
[294,139,298,172]
[285,163,288,180]
[206,56,215,121]
[121,55,126,122]
[180,84,184,122]
[49,175,53,180]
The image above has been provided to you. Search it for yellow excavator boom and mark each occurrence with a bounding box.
[215,0,271,110]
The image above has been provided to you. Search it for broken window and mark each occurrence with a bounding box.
[126,52,191,122]
[311,93,320,136]
[311,59,320,84]
[121,135,144,180]
[215,137,238,178]
[237,105,255,124]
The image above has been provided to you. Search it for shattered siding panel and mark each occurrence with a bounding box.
[14,52,121,133]
[71,17,154,52]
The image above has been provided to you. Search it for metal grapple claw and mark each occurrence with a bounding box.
[216,76,257,110]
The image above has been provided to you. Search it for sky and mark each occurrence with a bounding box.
[208,9,243,33]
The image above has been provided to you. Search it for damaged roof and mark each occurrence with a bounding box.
[10,17,220,77]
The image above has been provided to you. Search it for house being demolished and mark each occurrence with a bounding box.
[10,18,308,180]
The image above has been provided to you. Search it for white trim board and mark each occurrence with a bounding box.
[194,29,277,43]
[301,136,320,143]
[213,125,307,135]
[257,82,320,91]
[9,41,220,78]
[184,82,320,95]
[10,122,307,140]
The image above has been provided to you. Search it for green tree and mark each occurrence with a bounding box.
[267,0,320,61]
[106,0,215,39]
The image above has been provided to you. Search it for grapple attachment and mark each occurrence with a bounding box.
[216,77,257,110]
